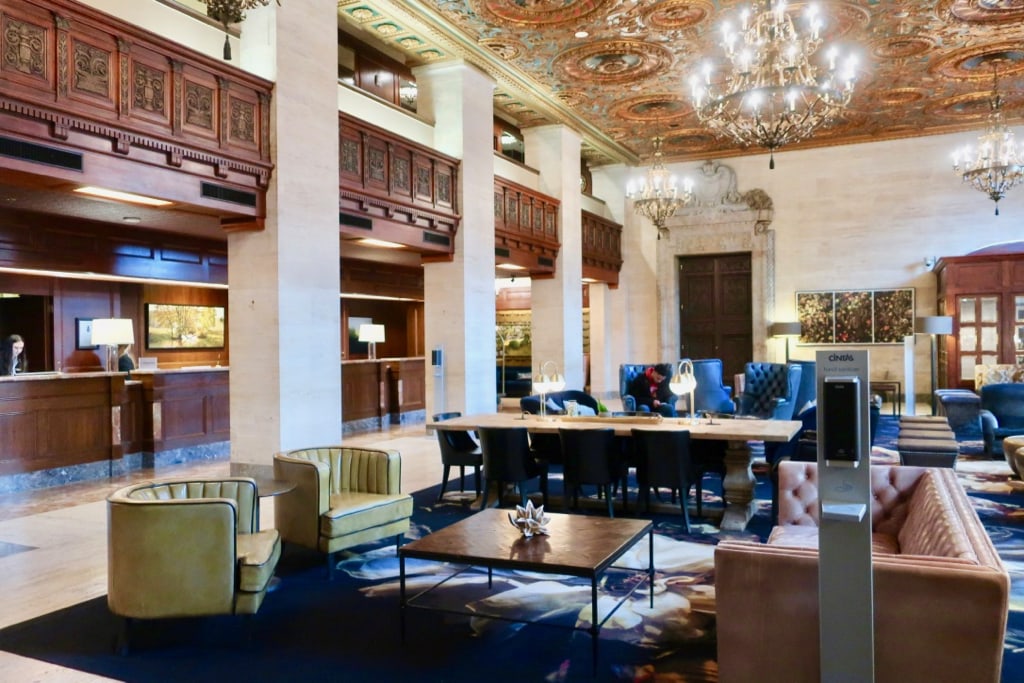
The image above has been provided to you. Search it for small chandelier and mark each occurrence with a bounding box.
[626,135,693,240]
[689,1,857,169]
[199,0,280,61]
[952,65,1024,216]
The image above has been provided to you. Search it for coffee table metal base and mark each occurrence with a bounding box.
[398,510,654,675]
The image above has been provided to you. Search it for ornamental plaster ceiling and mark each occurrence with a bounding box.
[335,0,1024,168]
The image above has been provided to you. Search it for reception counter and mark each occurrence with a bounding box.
[342,357,426,434]
[0,367,230,493]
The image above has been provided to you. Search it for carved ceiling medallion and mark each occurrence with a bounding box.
[554,40,673,84]
[876,88,929,106]
[610,96,690,124]
[471,0,605,26]
[479,38,522,60]
[931,45,1024,80]
[646,0,713,32]
[947,0,1024,23]
[872,35,934,60]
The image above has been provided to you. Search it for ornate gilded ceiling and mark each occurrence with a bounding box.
[337,0,1024,168]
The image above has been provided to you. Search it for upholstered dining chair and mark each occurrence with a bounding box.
[631,429,694,533]
[432,411,482,501]
[107,477,282,652]
[689,359,737,415]
[558,427,627,517]
[478,426,549,509]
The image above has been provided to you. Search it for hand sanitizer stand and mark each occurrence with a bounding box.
[816,350,875,682]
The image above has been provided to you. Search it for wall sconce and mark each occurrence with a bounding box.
[915,315,954,415]
[358,323,385,360]
[91,318,135,372]
[669,359,697,424]
[770,321,802,363]
[533,360,565,417]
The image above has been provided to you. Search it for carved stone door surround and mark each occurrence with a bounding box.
[656,160,776,363]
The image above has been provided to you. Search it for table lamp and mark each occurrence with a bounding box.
[533,360,565,417]
[669,359,698,423]
[358,323,385,360]
[91,318,135,372]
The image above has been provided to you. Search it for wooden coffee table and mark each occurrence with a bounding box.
[399,508,654,673]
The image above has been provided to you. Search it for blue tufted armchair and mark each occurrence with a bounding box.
[689,359,737,415]
[619,363,679,413]
[737,362,802,420]
[979,383,1024,454]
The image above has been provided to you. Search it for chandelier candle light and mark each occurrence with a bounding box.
[626,135,694,239]
[690,1,858,168]
[952,64,1024,216]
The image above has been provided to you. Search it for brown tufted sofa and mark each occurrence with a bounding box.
[107,477,282,649]
[274,446,413,577]
[715,461,1009,683]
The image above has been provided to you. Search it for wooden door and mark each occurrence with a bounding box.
[678,253,752,382]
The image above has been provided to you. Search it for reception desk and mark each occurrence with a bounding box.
[342,357,425,434]
[0,367,230,493]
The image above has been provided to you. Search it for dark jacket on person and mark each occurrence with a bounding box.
[626,368,675,410]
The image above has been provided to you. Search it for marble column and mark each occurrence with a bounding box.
[416,61,496,416]
[523,125,584,389]
[227,2,342,464]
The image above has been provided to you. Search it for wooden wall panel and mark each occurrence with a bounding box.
[342,361,382,421]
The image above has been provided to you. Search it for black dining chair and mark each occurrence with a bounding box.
[558,427,627,517]
[477,426,549,509]
[432,412,483,502]
[631,428,693,533]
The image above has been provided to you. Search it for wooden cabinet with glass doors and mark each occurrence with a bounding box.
[934,251,1024,390]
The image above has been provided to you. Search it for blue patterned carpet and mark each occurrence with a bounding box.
[0,416,1020,682]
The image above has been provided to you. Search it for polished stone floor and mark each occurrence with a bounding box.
[0,422,448,682]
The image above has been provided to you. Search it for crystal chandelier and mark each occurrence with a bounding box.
[198,0,280,60]
[689,1,857,168]
[626,135,693,239]
[952,66,1024,216]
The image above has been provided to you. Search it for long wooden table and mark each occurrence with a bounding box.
[429,412,802,531]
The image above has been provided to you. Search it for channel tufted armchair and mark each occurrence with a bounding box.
[107,477,282,651]
[274,446,414,578]
[737,362,802,420]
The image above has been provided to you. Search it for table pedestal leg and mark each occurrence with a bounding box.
[720,439,756,531]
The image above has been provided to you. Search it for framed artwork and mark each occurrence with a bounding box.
[145,303,225,349]
[796,288,914,345]
[75,318,96,350]
[348,316,372,355]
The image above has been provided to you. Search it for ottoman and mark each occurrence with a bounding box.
[897,437,959,468]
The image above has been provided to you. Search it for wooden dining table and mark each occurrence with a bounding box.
[428,412,802,531]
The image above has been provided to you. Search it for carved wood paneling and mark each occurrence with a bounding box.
[339,113,460,256]
[0,0,273,212]
[493,176,560,277]
[581,210,622,286]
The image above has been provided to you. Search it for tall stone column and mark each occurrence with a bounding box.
[416,61,496,416]
[227,2,342,464]
[523,125,584,389]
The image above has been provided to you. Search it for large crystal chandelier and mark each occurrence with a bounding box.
[198,0,280,60]
[952,66,1024,216]
[626,135,693,239]
[689,1,857,168]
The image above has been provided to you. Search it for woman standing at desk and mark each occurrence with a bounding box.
[0,334,26,375]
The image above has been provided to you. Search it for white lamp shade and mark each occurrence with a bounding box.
[357,323,385,344]
[92,318,135,345]
[915,316,953,335]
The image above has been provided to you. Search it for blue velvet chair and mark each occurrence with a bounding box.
[619,363,678,413]
[688,359,736,415]
[737,362,802,420]
[980,383,1024,455]
[788,359,816,414]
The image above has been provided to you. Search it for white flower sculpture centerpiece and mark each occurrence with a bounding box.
[507,500,550,539]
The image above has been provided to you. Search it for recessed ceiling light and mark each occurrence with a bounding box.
[496,263,526,271]
[74,186,172,207]
[574,30,589,38]
[122,216,142,224]
[355,238,405,249]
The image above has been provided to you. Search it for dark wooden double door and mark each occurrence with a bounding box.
[678,253,752,383]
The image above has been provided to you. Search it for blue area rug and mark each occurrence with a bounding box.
[0,416,1022,682]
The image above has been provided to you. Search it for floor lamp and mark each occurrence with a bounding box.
[915,315,954,415]
[770,321,802,363]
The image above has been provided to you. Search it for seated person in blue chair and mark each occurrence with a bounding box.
[626,363,677,417]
